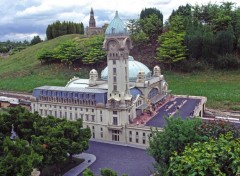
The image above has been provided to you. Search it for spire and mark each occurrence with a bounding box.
[115,11,118,18]
[89,8,96,27]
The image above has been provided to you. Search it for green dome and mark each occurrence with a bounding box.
[105,11,128,36]
[101,56,152,81]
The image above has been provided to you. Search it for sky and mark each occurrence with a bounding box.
[0,0,240,42]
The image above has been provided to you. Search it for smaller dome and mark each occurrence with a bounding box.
[154,65,160,70]
[105,11,128,36]
[90,69,98,74]
[101,56,151,81]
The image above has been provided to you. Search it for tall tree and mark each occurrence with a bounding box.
[156,30,187,70]
[30,35,42,45]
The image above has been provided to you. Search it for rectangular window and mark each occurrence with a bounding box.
[54,111,57,117]
[92,109,94,112]
[65,112,67,118]
[113,85,117,91]
[129,131,132,135]
[100,116,102,122]
[92,132,95,139]
[86,114,89,121]
[75,113,78,119]
[143,139,146,144]
[113,111,118,115]
[70,107,72,110]
[129,137,132,142]
[113,117,118,125]
[136,132,139,136]
[75,107,77,111]
[70,113,72,120]
[113,76,117,83]
[60,111,62,118]
[81,114,83,119]
[112,130,119,141]
[100,110,102,114]
[113,60,116,65]
[113,68,116,74]
[100,128,103,138]
[92,115,95,122]
[143,132,145,137]
[86,108,88,112]
[136,138,139,143]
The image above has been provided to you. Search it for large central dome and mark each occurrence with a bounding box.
[101,56,151,81]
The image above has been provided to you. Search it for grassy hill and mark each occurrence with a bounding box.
[0,34,239,110]
[0,34,90,92]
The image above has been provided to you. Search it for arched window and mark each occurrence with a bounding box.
[148,88,159,99]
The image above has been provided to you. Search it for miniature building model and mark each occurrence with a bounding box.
[32,12,206,148]
[85,8,104,36]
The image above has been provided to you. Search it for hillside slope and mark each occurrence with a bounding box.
[0,34,239,110]
[0,34,90,92]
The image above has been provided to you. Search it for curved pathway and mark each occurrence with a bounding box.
[63,153,96,176]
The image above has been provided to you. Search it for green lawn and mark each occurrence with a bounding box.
[164,70,240,110]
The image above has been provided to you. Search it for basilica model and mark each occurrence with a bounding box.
[32,12,206,148]
[85,8,104,36]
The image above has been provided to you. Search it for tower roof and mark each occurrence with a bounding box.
[105,11,128,36]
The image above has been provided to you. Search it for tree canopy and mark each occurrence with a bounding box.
[168,133,240,175]
[148,117,240,175]
[0,106,91,175]
[37,35,106,65]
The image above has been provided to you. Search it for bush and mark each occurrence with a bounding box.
[177,59,207,72]
[214,54,240,69]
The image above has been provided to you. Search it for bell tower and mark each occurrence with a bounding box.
[103,11,133,108]
[89,8,96,28]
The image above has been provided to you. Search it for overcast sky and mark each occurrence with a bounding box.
[0,0,240,41]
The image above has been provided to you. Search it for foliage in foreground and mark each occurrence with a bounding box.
[0,138,42,176]
[0,106,91,175]
[148,117,240,175]
[168,133,240,175]
[83,168,128,176]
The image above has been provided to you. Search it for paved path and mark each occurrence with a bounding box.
[63,153,96,176]
[83,141,155,176]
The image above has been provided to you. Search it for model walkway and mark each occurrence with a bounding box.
[63,153,96,176]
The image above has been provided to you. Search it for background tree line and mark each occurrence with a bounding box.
[128,2,240,71]
[46,21,84,40]
[0,40,29,54]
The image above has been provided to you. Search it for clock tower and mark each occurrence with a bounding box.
[103,11,133,109]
